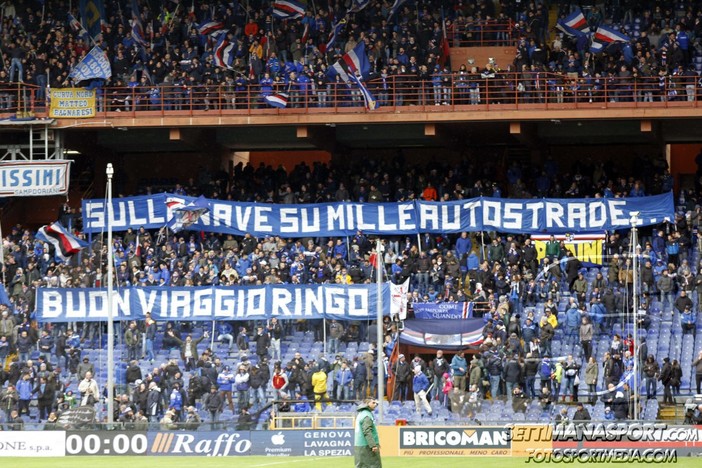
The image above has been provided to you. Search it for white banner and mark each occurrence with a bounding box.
[0,431,66,457]
[0,161,71,197]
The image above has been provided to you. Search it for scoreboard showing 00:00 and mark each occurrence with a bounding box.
[65,433,149,456]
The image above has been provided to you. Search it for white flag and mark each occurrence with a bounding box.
[390,278,410,320]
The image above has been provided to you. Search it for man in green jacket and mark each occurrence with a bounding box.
[355,398,381,468]
[545,235,560,261]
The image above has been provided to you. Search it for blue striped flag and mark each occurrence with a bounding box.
[272,0,305,19]
[264,92,289,108]
[556,8,590,37]
[349,73,377,111]
[36,222,88,263]
[327,41,370,82]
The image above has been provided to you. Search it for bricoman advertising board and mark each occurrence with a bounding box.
[380,425,552,457]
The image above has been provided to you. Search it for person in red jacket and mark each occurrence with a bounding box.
[422,182,438,201]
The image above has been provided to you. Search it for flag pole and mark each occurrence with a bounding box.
[376,238,384,422]
[106,163,115,425]
[0,210,5,285]
[210,320,216,350]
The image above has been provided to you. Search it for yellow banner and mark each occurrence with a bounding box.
[49,88,96,118]
[533,234,605,265]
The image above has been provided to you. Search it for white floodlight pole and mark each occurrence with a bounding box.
[630,211,640,421]
[106,163,115,424]
[376,238,384,422]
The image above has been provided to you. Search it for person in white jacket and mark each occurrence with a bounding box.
[78,371,100,407]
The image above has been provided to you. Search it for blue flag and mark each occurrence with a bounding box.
[325,17,347,51]
[69,46,112,81]
[387,0,407,19]
[79,0,105,41]
[0,284,12,308]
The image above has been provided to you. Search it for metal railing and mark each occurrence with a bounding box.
[449,20,516,47]
[1,73,700,118]
[270,412,355,429]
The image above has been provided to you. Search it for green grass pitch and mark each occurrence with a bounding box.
[5,457,702,468]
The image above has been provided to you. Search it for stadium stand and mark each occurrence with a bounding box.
[0,152,701,430]
[2,0,702,112]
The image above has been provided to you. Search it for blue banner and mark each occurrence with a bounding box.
[148,431,251,456]
[413,302,474,319]
[79,0,105,40]
[35,284,390,323]
[249,430,353,457]
[82,192,675,236]
[69,46,112,81]
[146,430,353,456]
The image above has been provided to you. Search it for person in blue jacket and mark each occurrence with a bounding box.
[455,232,472,261]
[564,303,581,344]
[412,367,432,416]
[217,365,235,412]
[681,305,697,336]
[16,373,34,416]
[450,350,468,392]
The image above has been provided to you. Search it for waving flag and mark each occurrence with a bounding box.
[69,46,112,81]
[592,24,631,44]
[36,222,88,262]
[198,21,223,36]
[349,73,377,110]
[327,41,370,82]
[387,0,407,19]
[264,92,289,108]
[301,23,309,44]
[272,0,305,19]
[439,6,450,67]
[349,0,370,13]
[166,196,211,232]
[130,0,147,46]
[213,34,235,69]
[325,17,347,51]
[556,8,590,37]
[79,0,106,40]
[68,13,88,37]
[590,25,630,54]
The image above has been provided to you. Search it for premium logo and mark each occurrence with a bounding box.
[271,433,286,446]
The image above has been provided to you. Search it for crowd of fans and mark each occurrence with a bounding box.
[0,149,702,428]
[4,1,702,110]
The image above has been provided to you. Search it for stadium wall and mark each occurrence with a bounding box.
[449,47,516,71]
